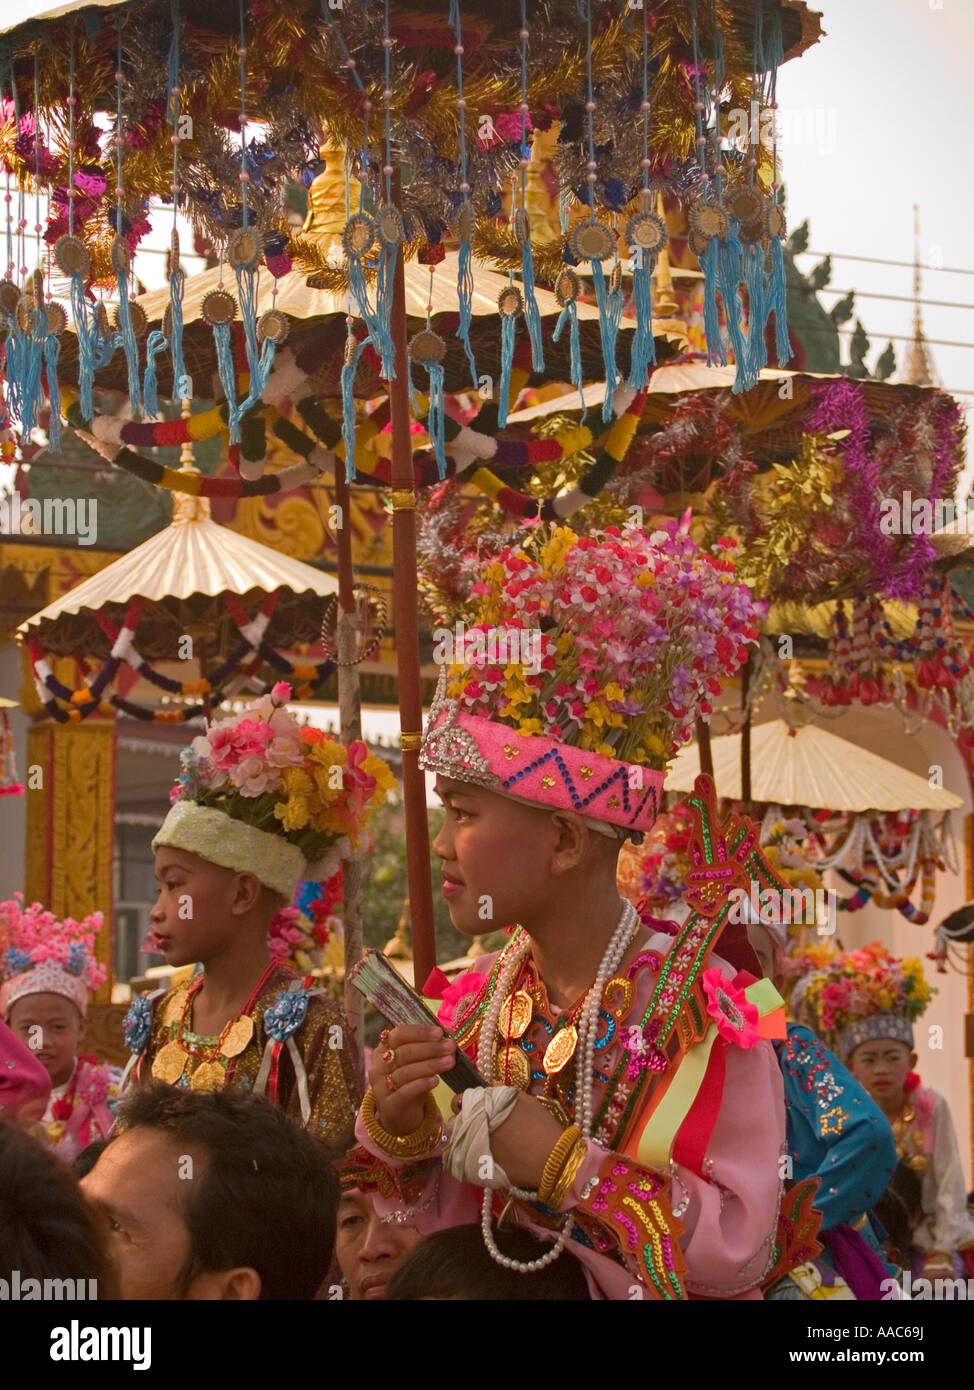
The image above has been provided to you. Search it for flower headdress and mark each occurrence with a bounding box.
[793,942,935,1059]
[268,874,345,977]
[420,522,761,834]
[155,683,396,900]
[0,893,106,1019]
[618,802,696,914]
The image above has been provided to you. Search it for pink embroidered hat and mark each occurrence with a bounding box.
[0,894,107,1020]
[420,522,761,835]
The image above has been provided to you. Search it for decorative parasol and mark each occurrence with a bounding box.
[665,719,962,813]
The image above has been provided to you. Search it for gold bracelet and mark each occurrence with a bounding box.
[537,1124,582,1204]
[548,1138,588,1211]
[361,1089,443,1160]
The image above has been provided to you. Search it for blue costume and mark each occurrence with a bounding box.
[768,1023,897,1298]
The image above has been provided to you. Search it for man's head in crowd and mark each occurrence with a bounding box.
[336,1181,422,1300]
[81,1082,339,1299]
[386,1223,593,1300]
[0,1120,117,1295]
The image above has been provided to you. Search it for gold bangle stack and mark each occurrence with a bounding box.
[361,1088,443,1160]
[537,1124,582,1205]
[548,1138,588,1211]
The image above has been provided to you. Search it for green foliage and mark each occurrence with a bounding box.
[787,220,810,255]
[874,342,897,381]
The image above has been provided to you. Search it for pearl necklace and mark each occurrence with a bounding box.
[477,900,638,1272]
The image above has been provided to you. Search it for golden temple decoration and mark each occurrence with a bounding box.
[25,718,116,1001]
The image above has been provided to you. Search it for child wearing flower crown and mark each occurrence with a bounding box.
[796,942,974,1284]
[121,683,396,1144]
[1,896,120,1164]
[349,523,795,1300]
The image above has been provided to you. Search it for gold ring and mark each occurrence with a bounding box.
[385,1073,398,1093]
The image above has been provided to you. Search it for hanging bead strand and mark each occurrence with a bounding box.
[449,0,478,387]
[112,19,142,414]
[516,0,543,373]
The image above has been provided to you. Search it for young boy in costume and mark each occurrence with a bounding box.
[1,895,119,1164]
[796,942,974,1284]
[121,683,395,1145]
[747,922,896,1300]
[350,523,795,1300]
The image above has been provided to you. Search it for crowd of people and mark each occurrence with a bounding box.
[3,526,973,1300]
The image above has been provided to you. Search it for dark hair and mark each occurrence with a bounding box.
[874,1159,923,1266]
[0,1120,117,1296]
[73,1138,110,1179]
[385,1224,592,1300]
[113,1081,339,1299]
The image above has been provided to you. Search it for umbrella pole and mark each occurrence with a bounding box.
[695,718,714,782]
[388,173,436,993]
[741,652,753,811]
[333,466,366,1080]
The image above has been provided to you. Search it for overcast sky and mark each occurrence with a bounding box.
[776,0,973,410]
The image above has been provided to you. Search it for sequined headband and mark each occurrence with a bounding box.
[837,1013,914,1060]
[152,801,307,901]
[0,959,90,1019]
[420,668,663,834]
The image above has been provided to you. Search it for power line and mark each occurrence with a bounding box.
[799,323,974,352]
[794,249,974,279]
[815,287,974,313]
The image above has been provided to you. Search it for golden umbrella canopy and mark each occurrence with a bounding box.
[17,494,337,663]
[665,718,963,813]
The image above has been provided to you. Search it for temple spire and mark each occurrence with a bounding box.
[902,204,940,387]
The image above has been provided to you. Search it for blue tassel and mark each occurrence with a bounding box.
[114,278,142,415]
[93,329,120,371]
[457,235,478,388]
[231,340,277,435]
[347,251,396,380]
[769,235,792,367]
[374,245,398,379]
[234,263,261,385]
[701,236,726,367]
[169,266,187,397]
[428,359,447,478]
[497,311,516,428]
[4,324,23,420]
[715,223,746,375]
[143,329,167,419]
[70,272,97,420]
[213,321,238,441]
[44,333,62,453]
[552,301,586,419]
[521,236,545,373]
[341,335,370,482]
[591,261,620,422]
[628,257,656,390]
[20,331,44,435]
[736,241,766,392]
